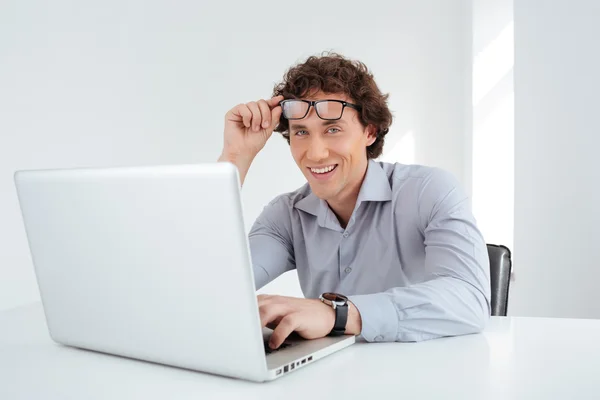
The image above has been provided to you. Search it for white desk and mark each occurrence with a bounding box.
[1,303,599,400]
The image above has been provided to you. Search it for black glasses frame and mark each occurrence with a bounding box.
[279,99,362,120]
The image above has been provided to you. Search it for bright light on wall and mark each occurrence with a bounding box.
[379,131,416,165]
[472,19,514,250]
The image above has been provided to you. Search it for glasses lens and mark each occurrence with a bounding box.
[315,101,344,120]
[282,101,309,119]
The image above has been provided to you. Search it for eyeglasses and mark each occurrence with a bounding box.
[279,99,362,120]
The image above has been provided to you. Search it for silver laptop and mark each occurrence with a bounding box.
[14,162,355,382]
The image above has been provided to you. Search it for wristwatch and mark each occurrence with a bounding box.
[319,292,349,336]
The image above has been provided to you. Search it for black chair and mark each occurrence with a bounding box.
[486,244,512,316]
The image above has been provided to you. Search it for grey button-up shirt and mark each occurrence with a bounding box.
[249,160,491,342]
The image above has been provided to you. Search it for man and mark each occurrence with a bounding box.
[218,53,491,350]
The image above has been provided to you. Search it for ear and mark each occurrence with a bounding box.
[365,124,377,146]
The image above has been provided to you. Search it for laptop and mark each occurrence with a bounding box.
[14,162,355,382]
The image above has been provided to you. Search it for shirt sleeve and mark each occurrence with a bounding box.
[348,168,491,342]
[248,196,296,290]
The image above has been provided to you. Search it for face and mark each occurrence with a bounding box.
[288,91,376,205]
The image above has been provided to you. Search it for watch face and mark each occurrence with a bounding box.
[322,292,348,304]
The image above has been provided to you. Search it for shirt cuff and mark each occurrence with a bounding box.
[347,293,399,342]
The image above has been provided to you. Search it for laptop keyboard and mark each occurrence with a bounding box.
[264,340,293,354]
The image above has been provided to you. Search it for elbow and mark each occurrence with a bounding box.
[471,305,490,334]
[464,285,491,334]
[447,300,488,338]
[445,277,490,336]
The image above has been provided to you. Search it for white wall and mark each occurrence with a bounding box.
[511,0,600,318]
[0,0,472,311]
[471,0,514,249]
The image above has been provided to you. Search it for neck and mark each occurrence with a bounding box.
[327,161,369,228]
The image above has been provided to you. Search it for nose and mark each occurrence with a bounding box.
[306,135,329,162]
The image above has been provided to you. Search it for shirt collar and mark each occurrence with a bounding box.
[294,160,393,221]
[355,159,393,203]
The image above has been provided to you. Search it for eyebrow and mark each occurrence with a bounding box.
[290,120,346,130]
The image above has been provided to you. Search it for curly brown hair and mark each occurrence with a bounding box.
[272,52,392,159]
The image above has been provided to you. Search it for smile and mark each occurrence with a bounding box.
[307,164,338,180]
[309,164,337,174]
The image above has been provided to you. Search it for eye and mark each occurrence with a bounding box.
[327,127,341,134]
[294,130,308,136]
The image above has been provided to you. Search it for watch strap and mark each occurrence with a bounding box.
[330,303,348,336]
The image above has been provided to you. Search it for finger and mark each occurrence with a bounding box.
[266,95,284,108]
[257,294,275,307]
[257,294,275,308]
[246,102,262,132]
[259,303,289,328]
[257,294,271,302]
[232,104,252,128]
[270,314,298,349]
[271,105,282,129]
[257,99,271,129]
[257,294,289,307]
[266,315,283,330]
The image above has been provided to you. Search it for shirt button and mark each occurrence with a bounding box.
[344,267,352,274]
[374,335,384,342]
[343,232,349,238]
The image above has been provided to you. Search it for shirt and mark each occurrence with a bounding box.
[248,160,491,342]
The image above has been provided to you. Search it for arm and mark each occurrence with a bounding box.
[348,169,491,342]
[251,198,359,349]
[218,151,255,187]
[248,196,296,289]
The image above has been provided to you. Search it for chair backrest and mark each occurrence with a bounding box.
[486,244,512,316]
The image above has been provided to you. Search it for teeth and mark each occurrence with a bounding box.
[310,165,336,174]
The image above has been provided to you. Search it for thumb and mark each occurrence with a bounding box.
[266,95,284,108]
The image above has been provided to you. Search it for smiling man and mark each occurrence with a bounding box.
[218,53,491,349]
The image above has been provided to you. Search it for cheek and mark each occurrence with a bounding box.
[332,135,366,159]
[329,138,354,158]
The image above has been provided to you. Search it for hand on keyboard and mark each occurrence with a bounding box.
[264,340,292,354]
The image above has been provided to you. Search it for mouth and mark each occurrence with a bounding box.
[307,164,338,180]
